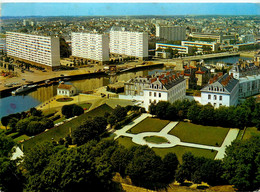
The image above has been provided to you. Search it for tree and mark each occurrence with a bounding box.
[111,145,132,177]
[27,121,44,136]
[155,101,170,119]
[72,104,84,116]
[0,157,23,192]
[107,115,117,126]
[72,118,107,145]
[7,118,19,132]
[0,133,23,192]
[149,103,157,115]
[23,142,58,175]
[112,105,127,122]
[222,136,260,191]
[161,153,179,184]
[1,116,9,129]
[0,133,15,157]
[62,105,73,118]
[126,146,164,189]
[29,107,42,117]
[16,118,30,134]
[187,104,202,123]
[198,104,215,125]
[60,37,71,58]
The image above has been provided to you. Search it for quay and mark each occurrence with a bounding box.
[0,63,163,97]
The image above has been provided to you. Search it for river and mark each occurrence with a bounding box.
[0,56,252,118]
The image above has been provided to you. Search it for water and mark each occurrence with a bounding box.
[204,56,252,65]
[0,56,253,118]
[0,95,41,117]
[0,67,164,118]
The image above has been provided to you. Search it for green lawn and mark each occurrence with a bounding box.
[127,117,170,134]
[116,136,138,149]
[13,135,30,143]
[242,127,260,140]
[169,122,229,146]
[144,136,169,144]
[54,116,66,124]
[116,136,217,163]
[23,104,113,151]
[78,103,92,110]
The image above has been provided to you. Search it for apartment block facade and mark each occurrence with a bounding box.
[6,32,60,69]
[156,25,186,41]
[181,41,219,52]
[110,30,148,60]
[71,32,109,63]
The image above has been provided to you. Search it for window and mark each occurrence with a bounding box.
[214,95,217,100]
[149,92,151,96]
[154,92,156,97]
[219,96,222,101]
[159,93,161,98]
[219,104,222,106]
[149,99,151,103]
[208,95,211,99]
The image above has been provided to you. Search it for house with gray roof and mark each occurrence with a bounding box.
[200,73,239,108]
[143,73,186,111]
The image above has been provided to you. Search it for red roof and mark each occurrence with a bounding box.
[57,84,73,90]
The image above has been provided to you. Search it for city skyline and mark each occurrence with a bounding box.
[2,3,260,17]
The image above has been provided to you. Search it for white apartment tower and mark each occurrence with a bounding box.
[156,25,186,41]
[71,32,109,63]
[110,30,148,60]
[6,32,60,69]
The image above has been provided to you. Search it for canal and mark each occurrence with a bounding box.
[0,56,252,118]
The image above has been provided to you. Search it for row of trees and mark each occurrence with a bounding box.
[1,108,53,136]
[149,97,260,129]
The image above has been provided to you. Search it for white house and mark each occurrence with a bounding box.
[143,75,186,111]
[200,73,239,108]
[57,83,77,97]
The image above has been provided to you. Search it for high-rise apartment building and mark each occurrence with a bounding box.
[156,25,186,41]
[110,30,148,60]
[6,32,60,69]
[71,32,109,64]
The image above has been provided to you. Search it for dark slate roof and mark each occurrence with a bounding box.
[162,77,185,90]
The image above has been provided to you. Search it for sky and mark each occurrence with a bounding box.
[1,3,260,17]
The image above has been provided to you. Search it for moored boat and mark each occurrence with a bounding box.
[11,84,37,95]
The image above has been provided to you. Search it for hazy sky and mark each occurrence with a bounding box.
[2,3,260,17]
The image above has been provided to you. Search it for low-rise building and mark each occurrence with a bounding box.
[200,73,239,108]
[229,61,260,79]
[155,43,191,56]
[181,41,219,52]
[143,73,186,111]
[239,75,260,98]
[57,83,77,97]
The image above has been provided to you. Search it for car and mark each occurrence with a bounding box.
[60,74,64,77]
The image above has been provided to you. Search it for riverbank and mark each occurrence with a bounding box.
[0,62,163,96]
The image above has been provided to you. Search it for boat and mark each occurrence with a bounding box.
[11,84,38,95]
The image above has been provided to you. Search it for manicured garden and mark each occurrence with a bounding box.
[169,122,229,146]
[127,117,170,134]
[23,104,113,151]
[116,136,217,163]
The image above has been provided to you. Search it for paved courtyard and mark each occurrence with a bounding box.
[114,113,239,160]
